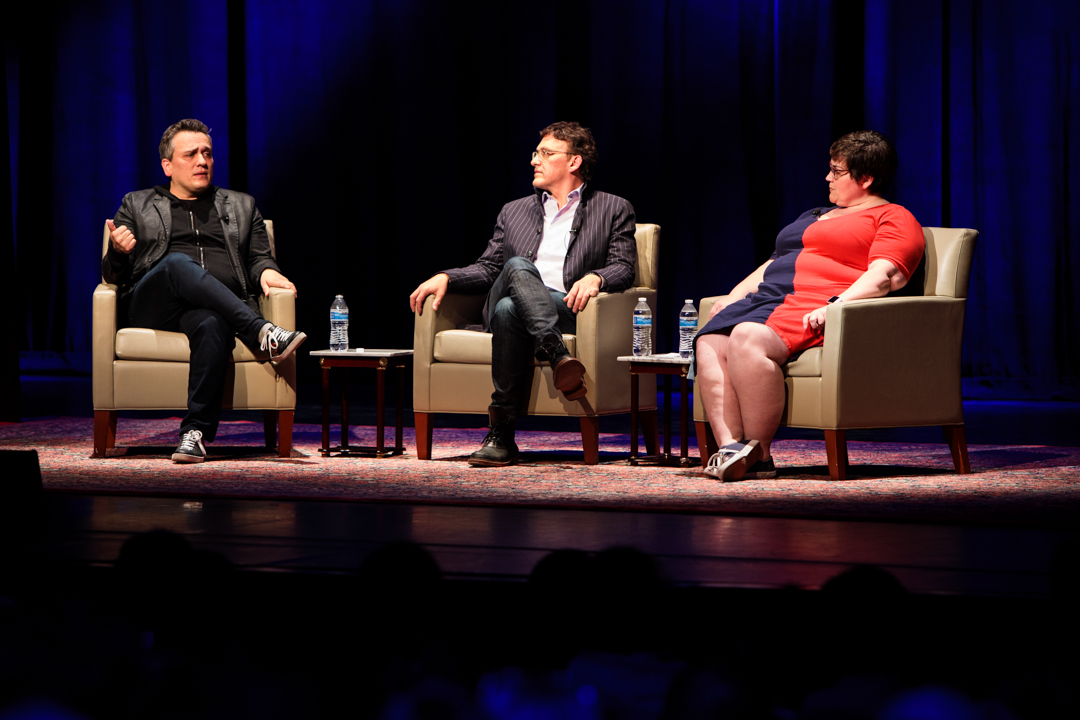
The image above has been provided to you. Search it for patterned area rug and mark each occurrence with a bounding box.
[3,417,1078,524]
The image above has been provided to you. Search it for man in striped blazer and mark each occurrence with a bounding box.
[409,121,637,467]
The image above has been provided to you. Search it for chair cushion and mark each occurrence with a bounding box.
[434,329,578,366]
[115,328,258,362]
[783,347,822,377]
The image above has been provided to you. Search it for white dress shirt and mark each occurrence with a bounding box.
[534,184,585,292]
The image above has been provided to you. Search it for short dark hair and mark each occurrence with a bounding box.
[830,130,897,195]
[539,121,598,182]
[159,119,211,161]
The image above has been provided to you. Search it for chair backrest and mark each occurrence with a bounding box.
[100,220,276,281]
[921,226,978,299]
[633,223,660,290]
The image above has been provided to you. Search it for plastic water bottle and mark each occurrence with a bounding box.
[330,295,349,352]
[679,299,698,359]
[632,297,652,356]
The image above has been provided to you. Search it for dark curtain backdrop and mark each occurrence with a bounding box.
[5,0,1079,399]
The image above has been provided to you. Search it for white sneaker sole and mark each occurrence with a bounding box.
[270,331,307,364]
[704,440,762,481]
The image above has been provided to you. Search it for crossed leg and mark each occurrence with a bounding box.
[695,322,789,461]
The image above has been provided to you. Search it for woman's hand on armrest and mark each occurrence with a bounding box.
[708,296,732,320]
[801,259,907,333]
[706,259,773,321]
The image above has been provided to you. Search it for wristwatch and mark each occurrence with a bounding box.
[827,296,842,304]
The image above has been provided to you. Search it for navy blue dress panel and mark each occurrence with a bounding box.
[697,208,825,338]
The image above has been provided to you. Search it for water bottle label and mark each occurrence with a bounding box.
[679,318,696,328]
[331,311,347,320]
[633,316,652,326]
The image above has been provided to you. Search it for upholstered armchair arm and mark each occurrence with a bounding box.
[413,293,487,411]
[821,296,967,427]
[258,287,297,331]
[698,296,722,325]
[575,287,657,410]
[693,294,967,427]
[93,283,118,409]
[692,297,722,422]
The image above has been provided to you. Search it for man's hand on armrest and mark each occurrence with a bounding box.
[564,273,603,314]
[260,268,297,297]
[410,273,450,315]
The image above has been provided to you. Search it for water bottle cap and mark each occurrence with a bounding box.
[686,299,692,303]
[638,297,646,301]
[335,294,343,299]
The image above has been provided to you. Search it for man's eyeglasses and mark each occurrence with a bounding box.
[533,148,576,162]
[828,164,851,180]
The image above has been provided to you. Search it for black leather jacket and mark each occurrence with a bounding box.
[102,186,280,312]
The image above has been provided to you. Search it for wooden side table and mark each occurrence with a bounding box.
[310,350,412,458]
[618,354,693,466]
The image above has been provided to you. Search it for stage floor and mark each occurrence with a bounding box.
[39,493,1073,599]
[15,376,1080,599]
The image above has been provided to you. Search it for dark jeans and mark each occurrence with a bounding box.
[486,257,576,416]
[128,253,268,441]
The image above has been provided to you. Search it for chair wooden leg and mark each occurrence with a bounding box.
[640,409,659,457]
[263,410,277,448]
[415,412,434,460]
[93,410,117,458]
[278,411,294,458]
[695,421,718,468]
[943,424,971,474]
[823,429,848,480]
[580,416,600,465]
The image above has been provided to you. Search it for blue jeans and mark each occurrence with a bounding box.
[128,254,268,441]
[486,257,577,416]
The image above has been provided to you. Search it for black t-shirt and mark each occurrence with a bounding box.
[156,185,244,298]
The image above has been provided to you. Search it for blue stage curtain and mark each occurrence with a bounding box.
[865,0,1080,397]
[6,0,1079,398]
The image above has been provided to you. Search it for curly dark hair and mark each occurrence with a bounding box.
[830,130,898,195]
[159,119,211,161]
[539,121,598,182]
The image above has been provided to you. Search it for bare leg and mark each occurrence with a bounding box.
[725,323,789,461]
[694,333,744,446]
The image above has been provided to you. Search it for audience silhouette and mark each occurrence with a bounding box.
[0,532,1075,719]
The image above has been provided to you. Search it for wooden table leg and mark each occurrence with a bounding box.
[680,374,690,464]
[663,374,672,461]
[629,371,639,463]
[376,361,386,457]
[321,365,330,454]
[395,363,404,451]
[341,368,350,451]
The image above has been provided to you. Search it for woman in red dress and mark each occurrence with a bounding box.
[695,131,925,481]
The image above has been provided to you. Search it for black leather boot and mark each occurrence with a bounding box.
[468,406,519,467]
[538,337,587,401]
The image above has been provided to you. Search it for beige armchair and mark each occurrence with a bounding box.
[92,221,298,458]
[694,226,979,480]
[413,224,662,465]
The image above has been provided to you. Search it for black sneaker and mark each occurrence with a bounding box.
[743,457,778,479]
[172,429,206,463]
[260,324,307,363]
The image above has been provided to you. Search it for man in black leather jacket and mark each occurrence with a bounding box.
[103,119,306,463]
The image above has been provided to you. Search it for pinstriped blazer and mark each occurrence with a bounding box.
[443,186,637,295]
